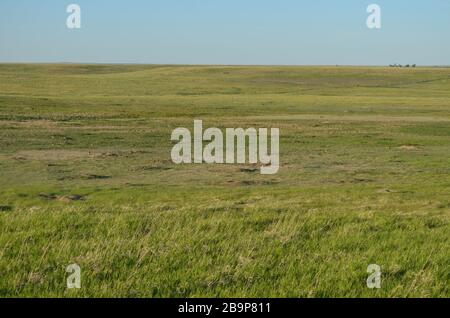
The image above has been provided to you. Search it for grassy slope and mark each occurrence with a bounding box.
[0,64,449,297]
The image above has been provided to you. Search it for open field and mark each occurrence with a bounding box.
[0,64,449,297]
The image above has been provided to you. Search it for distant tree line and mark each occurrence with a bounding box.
[389,64,416,68]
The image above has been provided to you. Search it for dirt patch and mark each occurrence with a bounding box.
[352,178,374,183]
[140,165,173,171]
[226,179,279,187]
[100,152,119,158]
[81,174,112,180]
[13,149,151,161]
[57,176,75,181]
[16,150,96,161]
[39,193,85,202]
[11,120,59,129]
[240,167,259,173]
[12,156,27,162]
[57,195,85,202]
[398,145,419,150]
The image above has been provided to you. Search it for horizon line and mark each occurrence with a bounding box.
[1,61,449,68]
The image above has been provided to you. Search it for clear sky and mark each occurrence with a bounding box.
[0,0,449,65]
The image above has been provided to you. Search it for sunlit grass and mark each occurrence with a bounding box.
[0,64,449,297]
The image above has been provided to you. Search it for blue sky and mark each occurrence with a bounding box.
[0,0,449,65]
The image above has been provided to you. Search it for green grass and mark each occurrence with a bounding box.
[0,64,449,297]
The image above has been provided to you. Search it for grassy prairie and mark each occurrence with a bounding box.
[0,64,449,297]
